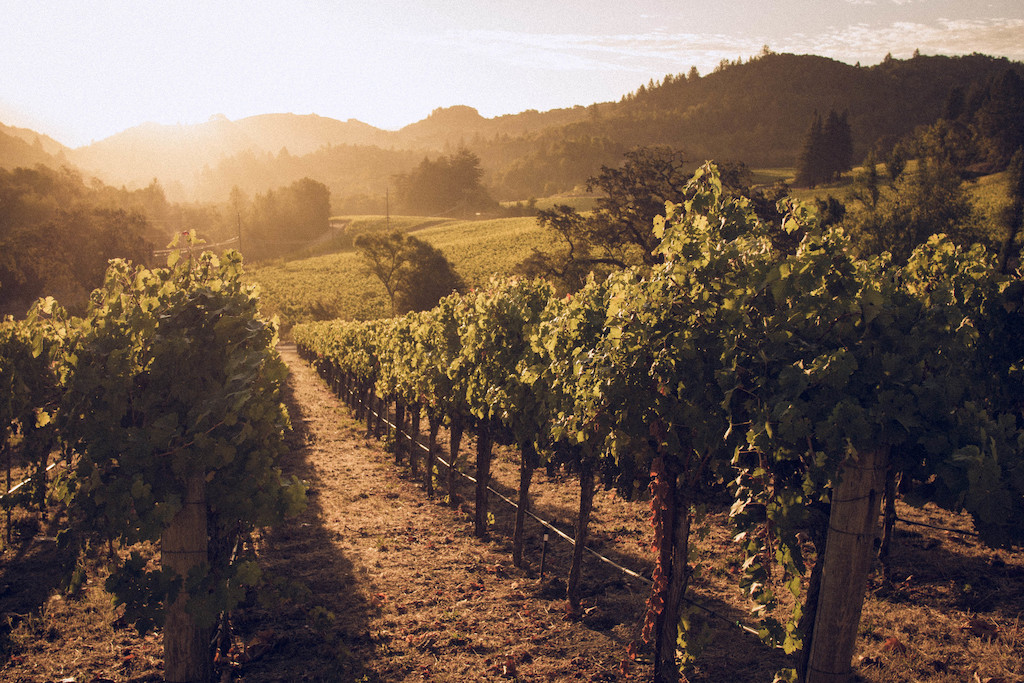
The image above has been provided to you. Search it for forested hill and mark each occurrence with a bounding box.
[606,51,1018,166]
[4,52,1022,204]
[483,52,1024,198]
[0,122,70,170]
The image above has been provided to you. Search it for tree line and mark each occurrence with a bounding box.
[0,166,156,315]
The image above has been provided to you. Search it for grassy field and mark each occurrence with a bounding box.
[287,215,460,260]
[251,214,558,333]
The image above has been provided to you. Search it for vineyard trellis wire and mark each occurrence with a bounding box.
[308,344,773,644]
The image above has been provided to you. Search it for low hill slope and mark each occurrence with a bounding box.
[251,215,555,332]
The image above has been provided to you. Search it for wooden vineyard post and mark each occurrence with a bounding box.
[162,473,211,683]
[446,413,464,506]
[425,414,440,498]
[474,421,493,540]
[567,457,595,613]
[394,401,407,464]
[409,403,421,477]
[805,448,888,683]
[364,387,374,437]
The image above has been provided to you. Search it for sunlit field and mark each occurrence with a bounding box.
[251,214,560,332]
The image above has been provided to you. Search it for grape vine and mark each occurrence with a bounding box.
[294,163,1024,682]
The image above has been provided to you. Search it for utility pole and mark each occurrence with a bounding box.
[236,211,243,257]
[386,187,390,231]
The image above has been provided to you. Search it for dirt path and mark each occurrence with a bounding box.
[234,343,650,682]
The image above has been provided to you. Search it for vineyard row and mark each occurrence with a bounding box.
[1,238,304,682]
[293,163,1024,683]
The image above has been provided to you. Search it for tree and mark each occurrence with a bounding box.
[796,112,825,187]
[913,117,979,173]
[824,109,854,178]
[796,109,853,187]
[518,146,692,291]
[847,157,979,262]
[392,148,497,217]
[998,148,1024,272]
[354,231,406,315]
[355,231,464,316]
[974,69,1024,166]
[394,236,466,314]
[247,177,331,260]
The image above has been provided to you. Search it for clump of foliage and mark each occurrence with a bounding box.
[848,157,981,263]
[355,230,465,315]
[0,166,155,315]
[517,146,691,290]
[519,147,790,292]
[232,177,332,262]
[392,148,497,217]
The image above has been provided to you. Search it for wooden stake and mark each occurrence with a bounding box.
[162,474,211,683]
[806,448,887,683]
[474,421,492,540]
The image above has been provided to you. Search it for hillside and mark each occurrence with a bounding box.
[62,105,594,200]
[480,52,1024,199]
[0,122,69,170]
[251,214,559,331]
[4,52,1021,207]
[210,52,1024,204]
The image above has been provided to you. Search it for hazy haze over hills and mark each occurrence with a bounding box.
[3,1,1022,150]
[60,102,596,199]
[2,52,1022,206]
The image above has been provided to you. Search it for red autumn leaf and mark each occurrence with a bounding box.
[882,635,907,655]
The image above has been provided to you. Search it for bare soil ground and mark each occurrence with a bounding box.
[0,343,1022,682]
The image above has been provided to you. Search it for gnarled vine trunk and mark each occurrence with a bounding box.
[646,454,692,683]
[446,413,464,507]
[512,440,538,568]
[567,456,595,613]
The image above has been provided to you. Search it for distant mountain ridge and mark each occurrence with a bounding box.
[55,104,593,198]
[3,52,1022,203]
[0,121,69,170]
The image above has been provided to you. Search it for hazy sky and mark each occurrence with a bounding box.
[2,0,1023,148]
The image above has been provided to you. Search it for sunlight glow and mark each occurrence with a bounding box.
[0,1,1022,147]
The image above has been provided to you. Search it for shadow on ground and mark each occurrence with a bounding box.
[231,362,379,682]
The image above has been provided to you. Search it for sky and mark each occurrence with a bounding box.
[2,0,1023,148]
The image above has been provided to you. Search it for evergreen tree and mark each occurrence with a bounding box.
[392,148,496,216]
[797,109,853,186]
[824,109,854,179]
[796,111,825,187]
[974,69,1024,166]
